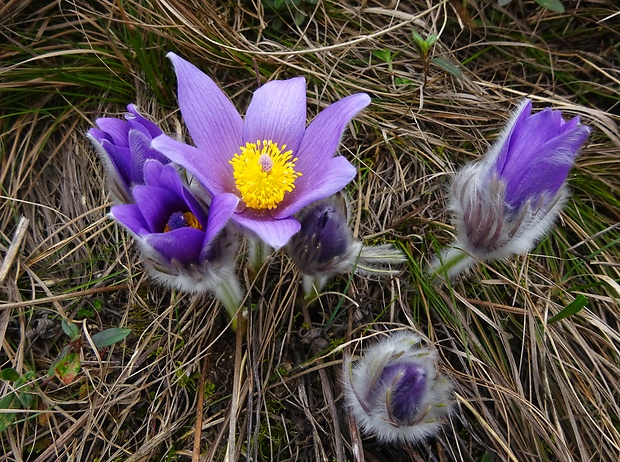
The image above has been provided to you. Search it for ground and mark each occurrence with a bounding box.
[1,1,619,461]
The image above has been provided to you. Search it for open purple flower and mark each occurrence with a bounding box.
[430,99,591,279]
[152,53,371,248]
[87,104,169,203]
[342,331,453,444]
[111,160,243,318]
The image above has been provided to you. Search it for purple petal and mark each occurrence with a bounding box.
[291,201,351,270]
[382,362,427,425]
[89,120,134,190]
[126,104,164,138]
[145,227,205,265]
[94,117,130,147]
[243,77,307,153]
[202,193,239,245]
[167,52,243,164]
[151,134,233,195]
[110,204,149,235]
[128,130,157,184]
[88,127,112,144]
[496,105,562,178]
[233,211,301,248]
[504,125,591,207]
[273,156,356,218]
[294,93,370,177]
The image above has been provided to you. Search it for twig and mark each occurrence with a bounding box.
[193,357,210,462]
[300,298,346,462]
[226,312,245,462]
[0,215,29,284]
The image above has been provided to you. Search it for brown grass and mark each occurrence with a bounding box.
[1,0,619,461]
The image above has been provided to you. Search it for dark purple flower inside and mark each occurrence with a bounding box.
[301,202,349,263]
[287,201,351,274]
[164,211,204,233]
[379,362,427,426]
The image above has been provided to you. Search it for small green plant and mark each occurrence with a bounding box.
[0,368,36,433]
[499,0,565,13]
[262,0,319,27]
[412,30,462,84]
[47,319,131,385]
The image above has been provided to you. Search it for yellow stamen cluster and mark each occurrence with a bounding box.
[229,139,301,210]
[163,211,204,233]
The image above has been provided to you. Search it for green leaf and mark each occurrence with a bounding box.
[293,10,306,26]
[61,319,80,341]
[372,49,393,63]
[91,327,131,348]
[0,394,16,433]
[432,56,463,78]
[54,352,81,385]
[534,0,564,12]
[77,307,95,318]
[0,368,20,382]
[548,295,588,324]
[47,345,70,378]
[498,0,512,5]
[411,30,425,48]
[394,77,413,86]
[426,34,438,47]
[92,298,104,311]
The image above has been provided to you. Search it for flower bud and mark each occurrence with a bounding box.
[342,331,453,444]
[286,195,406,295]
[87,104,169,203]
[430,99,591,280]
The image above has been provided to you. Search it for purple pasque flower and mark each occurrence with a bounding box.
[151,52,371,248]
[286,193,405,296]
[111,160,241,299]
[430,99,591,279]
[342,331,453,444]
[88,104,169,203]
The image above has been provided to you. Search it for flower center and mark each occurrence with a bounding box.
[229,139,302,210]
[164,211,204,233]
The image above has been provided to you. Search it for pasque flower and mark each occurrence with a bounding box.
[151,53,371,248]
[429,99,591,280]
[87,104,169,203]
[110,160,243,320]
[286,194,406,296]
[342,331,453,444]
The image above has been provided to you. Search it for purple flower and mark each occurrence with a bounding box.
[342,331,453,444]
[430,99,591,279]
[286,194,405,295]
[111,160,241,301]
[87,104,169,203]
[151,53,371,248]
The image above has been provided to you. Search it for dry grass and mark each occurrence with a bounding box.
[1,0,619,461]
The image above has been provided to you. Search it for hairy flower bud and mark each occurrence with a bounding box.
[286,194,406,295]
[430,99,591,280]
[342,331,453,444]
[87,104,169,203]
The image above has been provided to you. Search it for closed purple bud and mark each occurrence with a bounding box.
[343,332,453,444]
[87,104,169,203]
[286,194,406,296]
[379,362,427,425]
[287,198,352,276]
[430,99,591,279]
